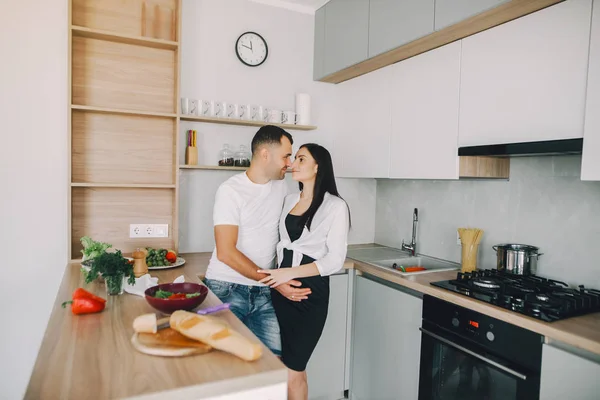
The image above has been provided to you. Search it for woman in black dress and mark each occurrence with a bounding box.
[258,143,350,400]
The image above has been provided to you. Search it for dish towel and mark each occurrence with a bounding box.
[124,274,159,297]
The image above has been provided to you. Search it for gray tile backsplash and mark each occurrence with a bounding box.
[375,156,600,288]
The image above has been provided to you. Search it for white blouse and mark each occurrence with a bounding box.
[276,192,350,276]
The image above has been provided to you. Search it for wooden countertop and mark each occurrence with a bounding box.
[25,246,600,400]
[348,257,600,357]
[24,253,286,400]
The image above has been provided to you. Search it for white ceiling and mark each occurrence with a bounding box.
[248,0,330,15]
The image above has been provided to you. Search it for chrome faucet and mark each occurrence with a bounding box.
[401,208,418,256]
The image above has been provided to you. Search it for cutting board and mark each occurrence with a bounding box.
[131,327,212,357]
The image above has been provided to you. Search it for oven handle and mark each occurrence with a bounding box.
[419,327,527,381]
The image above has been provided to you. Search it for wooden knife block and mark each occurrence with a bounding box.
[185,146,198,165]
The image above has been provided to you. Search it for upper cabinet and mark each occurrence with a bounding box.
[458,0,593,146]
[434,0,510,30]
[313,6,326,80]
[368,0,434,58]
[313,0,565,84]
[333,64,393,178]
[389,41,461,179]
[582,0,600,181]
[323,0,369,78]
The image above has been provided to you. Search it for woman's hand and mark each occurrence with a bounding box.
[257,268,297,288]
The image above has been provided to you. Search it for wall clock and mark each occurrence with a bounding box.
[235,31,268,67]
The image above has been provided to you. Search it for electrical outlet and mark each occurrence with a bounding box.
[457,232,461,246]
[129,224,169,238]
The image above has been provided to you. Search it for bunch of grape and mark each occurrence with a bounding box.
[146,248,170,267]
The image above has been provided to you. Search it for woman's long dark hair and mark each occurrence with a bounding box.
[297,143,351,231]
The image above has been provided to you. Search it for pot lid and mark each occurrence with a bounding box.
[494,243,540,252]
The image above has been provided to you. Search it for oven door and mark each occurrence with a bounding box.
[418,322,540,400]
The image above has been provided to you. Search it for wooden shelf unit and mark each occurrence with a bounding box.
[179,165,249,171]
[179,114,317,131]
[68,0,181,259]
[71,25,178,50]
[71,104,177,118]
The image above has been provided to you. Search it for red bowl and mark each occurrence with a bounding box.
[144,283,208,314]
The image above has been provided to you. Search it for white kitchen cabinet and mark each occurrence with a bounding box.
[307,273,349,400]
[540,342,600,400]
[333,64,393,178]
[582,0,600,181]
[389,41,461,179]
[458,0,593,146]
[350,275,422,400]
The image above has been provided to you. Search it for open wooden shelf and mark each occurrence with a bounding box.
[71,183,176,188]
[179,114,317,131]
[72,36,176,113]
[71,25,178,50]
[71,104,177,118]
[180,165,294,173]
[71,187,175,259]
[180,165,248,171]
[71,111,175,185]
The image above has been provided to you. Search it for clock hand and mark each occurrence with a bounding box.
[249,41,253,52]
[241,44,251,50]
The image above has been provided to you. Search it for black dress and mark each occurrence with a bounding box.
[270,214,330,372]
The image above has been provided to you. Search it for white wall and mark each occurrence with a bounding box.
[0,0,68,398]
[178,0,376,252]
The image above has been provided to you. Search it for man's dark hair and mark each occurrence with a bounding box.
[251,125,293,155]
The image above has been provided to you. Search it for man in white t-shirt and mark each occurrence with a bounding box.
[204,125,312,356]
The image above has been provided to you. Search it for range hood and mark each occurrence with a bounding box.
[458,138,583,157]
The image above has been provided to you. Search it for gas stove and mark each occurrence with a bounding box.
[431,269,600,322]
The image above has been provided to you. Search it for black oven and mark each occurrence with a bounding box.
[418,295,543,400]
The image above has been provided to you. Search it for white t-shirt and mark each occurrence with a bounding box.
[205,172,288,286]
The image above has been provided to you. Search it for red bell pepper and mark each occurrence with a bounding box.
[62,288,106,315]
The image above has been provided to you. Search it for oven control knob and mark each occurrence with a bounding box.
[486,331,495,342]
[452,317,460,327]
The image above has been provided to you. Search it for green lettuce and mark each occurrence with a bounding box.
[80,236,112,261]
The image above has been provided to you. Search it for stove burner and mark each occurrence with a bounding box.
[430,268,600,322]
[536,294,550,302]
[472,278,501,290]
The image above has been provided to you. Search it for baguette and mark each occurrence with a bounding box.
[169,310,262,361]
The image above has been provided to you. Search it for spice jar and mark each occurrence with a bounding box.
[218,144,234,166]
[234,145,251,167]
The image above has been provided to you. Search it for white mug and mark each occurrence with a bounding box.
[214,101,227,118]
[250,105,260,121]
[189,99,199,116]
[282,111,296,125]
[201,100,215,117]
[239,105,249,120]
[226,104,237,119]
[181,98,189,115]
[267,109,283,124]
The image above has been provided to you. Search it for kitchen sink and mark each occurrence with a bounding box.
[346,246,459,276]
[368,256,460,275]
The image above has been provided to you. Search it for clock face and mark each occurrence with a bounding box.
[235,32,268,67]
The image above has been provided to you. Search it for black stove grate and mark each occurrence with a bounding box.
[431,269,600,322]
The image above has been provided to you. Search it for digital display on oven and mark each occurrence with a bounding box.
[469,320,479,328]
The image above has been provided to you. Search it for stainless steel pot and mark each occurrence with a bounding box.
[492,244,543,275]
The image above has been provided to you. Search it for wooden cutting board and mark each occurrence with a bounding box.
[131,327,213,357]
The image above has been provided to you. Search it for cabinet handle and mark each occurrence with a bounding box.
[419,327,527,381]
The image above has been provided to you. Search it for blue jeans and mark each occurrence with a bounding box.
[204,278,282,356]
